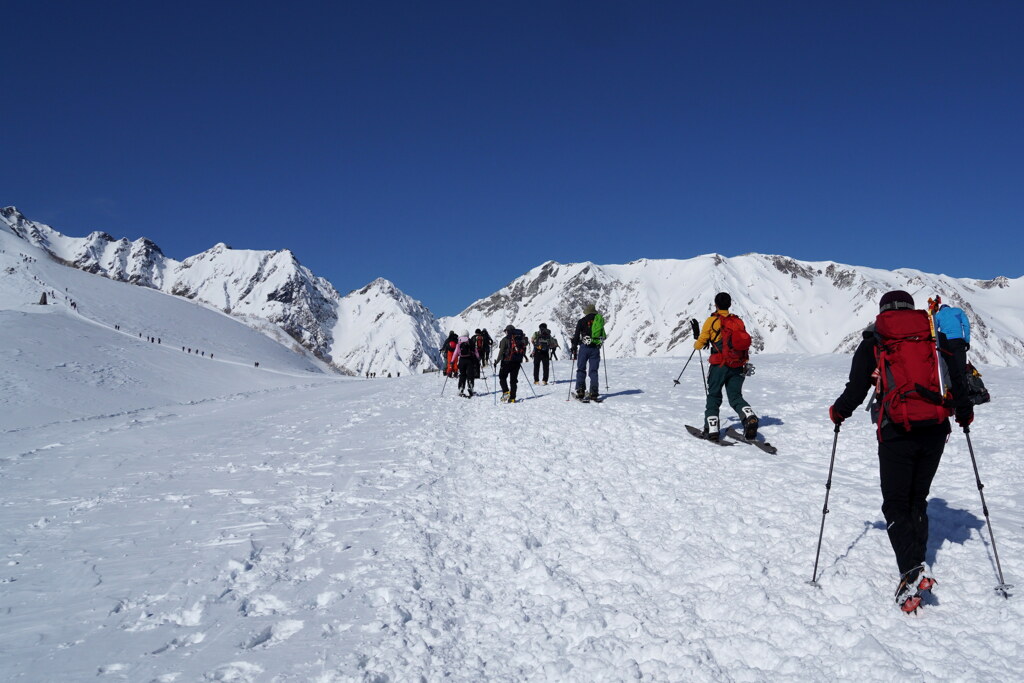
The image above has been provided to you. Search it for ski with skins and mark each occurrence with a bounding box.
[684,425,732,446]
[724,428,778,454]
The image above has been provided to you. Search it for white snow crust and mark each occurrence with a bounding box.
[2,224,1023,681]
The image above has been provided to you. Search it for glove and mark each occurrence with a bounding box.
[829,405,845,425]
[955,406,974,428]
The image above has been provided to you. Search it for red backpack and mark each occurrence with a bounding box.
[504,329,529,362]
[712,313,752,368]
[872,309,952,432]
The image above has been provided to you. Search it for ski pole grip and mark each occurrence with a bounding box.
[834,423,841,434]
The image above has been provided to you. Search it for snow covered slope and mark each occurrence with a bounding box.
[3,331,1022,679]
[6,207,1023,372]
[331,277,443,377]
[3,208,1022,678]
[442,256,1024,366]
[2,207,442,376]
[0,222,332,425]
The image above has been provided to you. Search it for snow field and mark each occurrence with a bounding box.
[1,372,414,681]
[1,293,1022,680]
[356,357,1023,681]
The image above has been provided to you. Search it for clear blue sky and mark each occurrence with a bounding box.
[4,1,1022,315]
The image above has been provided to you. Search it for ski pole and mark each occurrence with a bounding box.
[809,423,842,588]
[493,363,499,405]
[963,426,1013,598]
[673,348,698,386]
[440,371,450,397]
[698,348,708,394]
[567,350,577,401]
[601,344,609,391]
[519,363,538,398]
[676,318,705,389]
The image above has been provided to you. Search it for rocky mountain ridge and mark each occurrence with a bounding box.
[4,207,1022,372]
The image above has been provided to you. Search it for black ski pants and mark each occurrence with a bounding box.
[878,430,946,575]
[458,357,479,394]
[941,338,970,408]
[533,350,550,382]
[498,360,522,400]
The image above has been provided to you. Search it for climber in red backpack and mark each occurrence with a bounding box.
[829,290,973,614]
[439,331,459,377]
[693,292,758,442]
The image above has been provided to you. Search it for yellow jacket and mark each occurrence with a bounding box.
[694,309,732,350]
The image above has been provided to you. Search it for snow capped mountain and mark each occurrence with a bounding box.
[331,277,443,376]
[442,255,1024,366]
[5,206,1023,372]
[169,243,341,364]
[1,207,442,376]
[7,220,1024,681]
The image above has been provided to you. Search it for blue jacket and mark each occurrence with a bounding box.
[933,305,970,343]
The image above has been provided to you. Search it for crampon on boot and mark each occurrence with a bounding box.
[895,565,936,614]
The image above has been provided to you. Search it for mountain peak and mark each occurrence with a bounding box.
[356,277,399,295]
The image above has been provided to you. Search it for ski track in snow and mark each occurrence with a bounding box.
[2,357,1022,681]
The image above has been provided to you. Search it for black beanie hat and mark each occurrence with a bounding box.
[879,290,915,312]
[714,292,731,310]
[539,323,547,330]
[504,324,515,333]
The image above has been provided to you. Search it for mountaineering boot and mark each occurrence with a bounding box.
[741,407,759,440]
[588,392,600,401]
[895,564,935,614]
[702,415,720,442]
[575,389,586,400]
[501,391,510,403]
[542,381,548,385]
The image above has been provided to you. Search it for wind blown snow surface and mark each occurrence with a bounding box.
[2,234,1023,680]
[3,341,1023,680]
